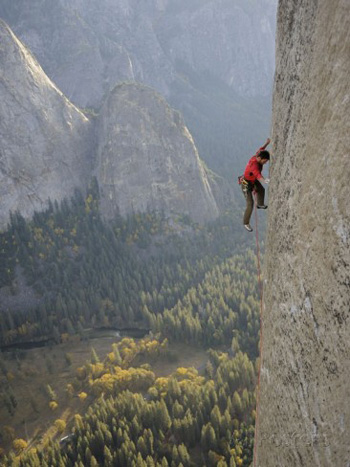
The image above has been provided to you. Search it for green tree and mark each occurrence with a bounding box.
[90,347,100,364]
[46,384,57,401]
[157,400,171,432]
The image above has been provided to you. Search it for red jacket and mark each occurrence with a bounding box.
[244,147,265,183]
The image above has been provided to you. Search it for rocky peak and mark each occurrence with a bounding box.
[96,83,220,223]
[0,19,92,229]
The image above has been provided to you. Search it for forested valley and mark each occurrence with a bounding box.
[0,180,264,466]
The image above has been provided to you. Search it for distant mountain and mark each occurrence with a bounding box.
[0,20,222,228]
[0,0,277,177]
[0,19,92,229]
[96,83,220,223]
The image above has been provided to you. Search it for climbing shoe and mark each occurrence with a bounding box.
[257,205,268,209]
[244,224,253,232]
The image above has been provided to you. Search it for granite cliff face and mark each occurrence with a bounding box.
[96,83,219,223]
[0,21,221,229]
[0,20,92,228]
[256,1,350,465]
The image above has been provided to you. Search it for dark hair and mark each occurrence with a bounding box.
[259,150,270,160]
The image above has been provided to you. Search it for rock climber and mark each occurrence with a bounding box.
[239,138,271,232]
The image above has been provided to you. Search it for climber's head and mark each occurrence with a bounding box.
[257,150,270,165]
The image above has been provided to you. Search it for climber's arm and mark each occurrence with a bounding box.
[261,138,271,150]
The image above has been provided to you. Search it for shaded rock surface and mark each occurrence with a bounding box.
[96,83,220,223]
[257,0,350,465]
[0,20,92,228]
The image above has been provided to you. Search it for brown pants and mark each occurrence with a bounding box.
[242,180,265,225]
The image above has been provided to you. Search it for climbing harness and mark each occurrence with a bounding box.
[252,192,264,467]
[238,175,253,195]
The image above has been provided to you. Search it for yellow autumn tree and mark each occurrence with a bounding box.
[107,351,115,363]
[54,419,66,433]
[49,401,58,411]
[154,377,169,397]
[78,392,88,402]
[13,438,28,453]
[74,414,83,429]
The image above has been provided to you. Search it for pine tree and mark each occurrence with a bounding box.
[157,400,171,432]
[137,436,148,458]
[46,384,57,401]
[104,446,113,467]
[90,347,100,364]
[177,444,190,467]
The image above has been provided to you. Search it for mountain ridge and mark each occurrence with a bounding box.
[0,19,92,229]
[0,20,225,229]
[0,0,277,178]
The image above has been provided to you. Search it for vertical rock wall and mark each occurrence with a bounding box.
[256,0,350,466]
[0,20,92,229]
[96,83,219,224]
